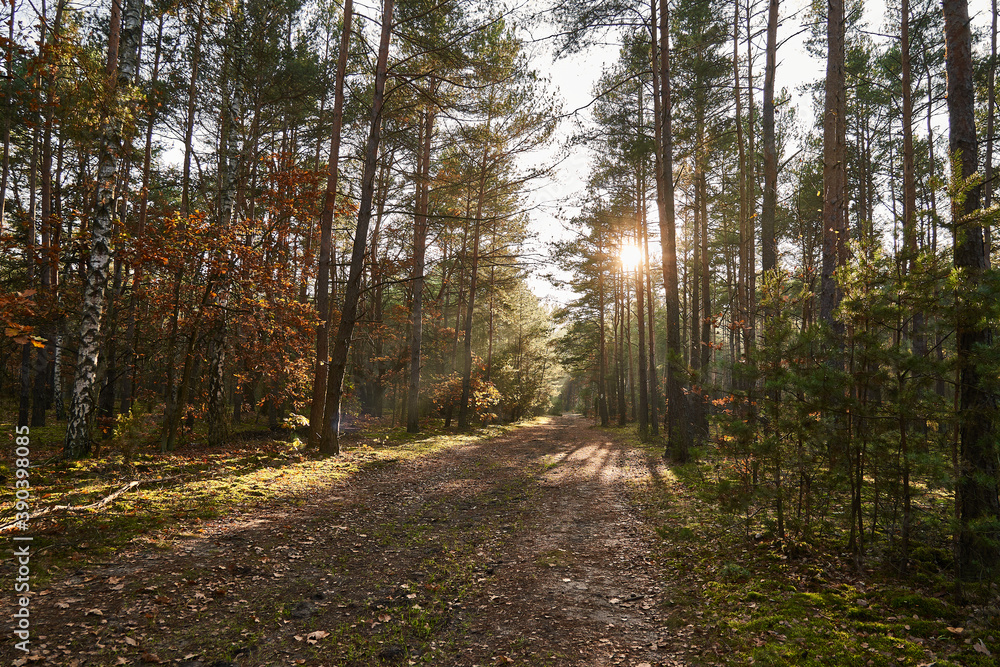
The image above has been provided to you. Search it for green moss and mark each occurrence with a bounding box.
[884,591,954,618]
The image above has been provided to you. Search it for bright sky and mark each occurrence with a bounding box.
[520,0,994,306]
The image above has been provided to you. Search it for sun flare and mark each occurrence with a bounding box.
[619,243,643,270]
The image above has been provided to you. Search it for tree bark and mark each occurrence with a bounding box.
[761,0,778,274]
[985,0,997,248]
[207,32,241,447]
[309,0,353,447]
[458,83,499,430]
[180,0,204,218]
[698,150,710,433]
[733,0,751,358]
[652,0,690,461]
[944,0,999,578]
[635,216,649,440]
[407,91,436,433]
[320,0,394,455]
[819,0,848,327]
[0,0,14,237]
[162,0,204,449]
[64,0,142,458]
[122,10,165,415]
[598,235,610,426]
[642,193,659,437]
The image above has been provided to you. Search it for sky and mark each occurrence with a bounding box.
[519,0,994,306]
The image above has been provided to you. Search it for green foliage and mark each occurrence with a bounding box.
[715,247,962,570]
[111,404,157,461]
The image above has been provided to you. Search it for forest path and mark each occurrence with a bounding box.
[7,416,698,667]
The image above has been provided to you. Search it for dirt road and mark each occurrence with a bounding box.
[5,416,699,667]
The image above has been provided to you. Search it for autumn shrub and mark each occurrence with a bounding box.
[430,371,502,423]
[280,413,310,443]
[112,404,157,461]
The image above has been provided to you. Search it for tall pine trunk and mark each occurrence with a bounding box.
[819,0,848,327]
[320,0,394,455]
[598,240,610,427]
[944,0,999,579]
[122,10,164,414]
[162,0,205,451]
[309,0,353,448]
[635,213,649,440]
[653,0,690,461]
[207,34,241,447]
[761,0,778,274]
[458,87,497,430]
[899,0,919,569]
[407,94,436,433]
[985,0,997,233]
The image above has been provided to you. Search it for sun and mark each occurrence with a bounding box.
[619,243,643,270]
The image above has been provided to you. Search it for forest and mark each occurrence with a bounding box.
[2,0,1000,662]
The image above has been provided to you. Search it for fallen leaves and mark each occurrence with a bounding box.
[294,630,330,644]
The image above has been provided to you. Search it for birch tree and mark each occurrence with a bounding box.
[64,0,143,458]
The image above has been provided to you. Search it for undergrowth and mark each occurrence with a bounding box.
[605,423,1000,667]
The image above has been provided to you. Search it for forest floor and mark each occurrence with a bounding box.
[2,414,997,666]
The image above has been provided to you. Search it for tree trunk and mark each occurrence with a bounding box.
[761,0,778,273]
[64,0,142,458]
[320,0,394,455]
[0,0,14,236]
[309,0,353,447]
[207,37,241,447]
[733,0,751,359]
[598,240,610,427]
[31,0,66,427]
[899,0,919,568]
[162,0,204,449]
[985,0,997,252]
[699,154,710,433]
[122,10,164,415]
[31,101,54,427]
[635,218,649,440]
[407,93,435,433]
[819,0,848,327]
[643,195,659,437]
[458,213,482,429]
[459,85,499,430]
[617,274,628,426]
[180,0,204,218]
[653,0,689,461]
[944,0,999,578]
